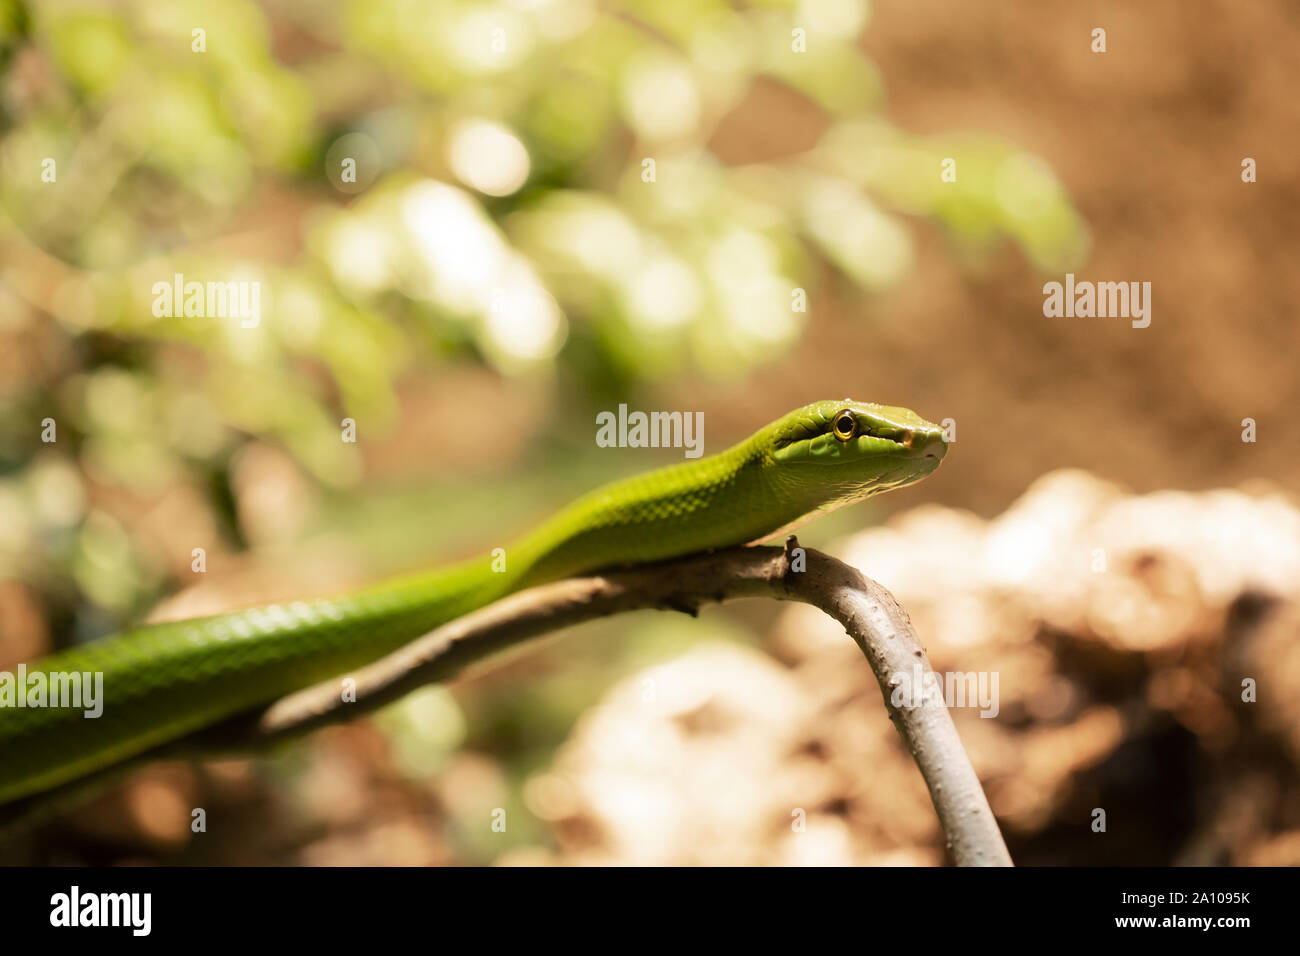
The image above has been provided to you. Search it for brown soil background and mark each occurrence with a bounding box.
[697,0,1300,517]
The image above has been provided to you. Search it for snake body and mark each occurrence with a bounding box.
[0,399,946,805]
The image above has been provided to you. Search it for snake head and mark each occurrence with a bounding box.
[769,399,947,498]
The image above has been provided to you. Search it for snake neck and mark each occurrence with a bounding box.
[499,434,789,589]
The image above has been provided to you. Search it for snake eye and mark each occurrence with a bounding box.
[831,409,857,441]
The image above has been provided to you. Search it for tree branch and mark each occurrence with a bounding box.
[4,539,1013,865]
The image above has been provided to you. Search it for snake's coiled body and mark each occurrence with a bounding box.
[0,400,946,805]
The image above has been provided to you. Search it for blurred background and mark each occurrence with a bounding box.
[1,0,1298,865]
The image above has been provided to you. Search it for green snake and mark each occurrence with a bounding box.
[0,399,946,806]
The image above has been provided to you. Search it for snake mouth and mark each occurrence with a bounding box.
[772,429,947,466]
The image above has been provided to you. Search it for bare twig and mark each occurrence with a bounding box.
[3,540,1012,865]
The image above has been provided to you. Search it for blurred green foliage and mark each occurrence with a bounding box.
[0,0,1086,623]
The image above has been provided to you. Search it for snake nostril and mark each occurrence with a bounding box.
[918,430,948,459]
